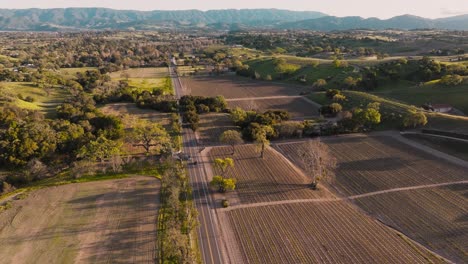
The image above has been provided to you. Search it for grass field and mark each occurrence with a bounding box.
[110,67,173,94]
[197,113,238,146]
[0,82,69,116]
[223,201,442,264]
[0,177,159,263]
[182,76,309,99]
[227,97,320,118]
[373,79,468,114]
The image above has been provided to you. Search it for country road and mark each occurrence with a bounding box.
[170,64,224,264]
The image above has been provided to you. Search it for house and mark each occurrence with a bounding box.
[432,104,453,113]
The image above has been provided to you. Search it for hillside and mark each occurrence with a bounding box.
[0,8,326,31]
[281,14,468,31]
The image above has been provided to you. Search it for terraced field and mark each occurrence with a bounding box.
[0,177,159,264]
[223,201,442,264]
[182,76,308,99]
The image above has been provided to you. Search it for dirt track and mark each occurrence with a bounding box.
[0,177,159,264]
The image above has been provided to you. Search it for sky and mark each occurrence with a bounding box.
[0,0,467,19]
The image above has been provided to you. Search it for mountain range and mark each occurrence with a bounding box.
[0,8,466,31]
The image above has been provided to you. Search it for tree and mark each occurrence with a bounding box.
[130,120,171,154]
[313,79,327,89]
[230,107,247,124]
[297,140,337,189]
[403,111,428,129]
[253,125,274,159]
[440,74,464,86]
[214,158,234,175]
[220,130,244,154]
[78,135,121,162]
[210,176,237,193]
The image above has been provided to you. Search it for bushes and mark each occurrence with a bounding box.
[440,74,464,86]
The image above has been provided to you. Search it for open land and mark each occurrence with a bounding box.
[0,177,159,264]
[197,113,239,145]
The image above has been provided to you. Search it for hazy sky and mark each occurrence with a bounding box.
[1,0,467,19]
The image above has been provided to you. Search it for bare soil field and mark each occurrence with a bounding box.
[275,135,468,196]
[227,97,319,118]
[197,113,239,145]
[354,184,467,263]
[182,76,309,99]
[209,145,334,204]
[0,177,159,264]
[223,201,442,264]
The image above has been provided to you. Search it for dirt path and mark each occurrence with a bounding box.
[221,180,468,212]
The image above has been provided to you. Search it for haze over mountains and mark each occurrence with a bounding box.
[0,8,466,31]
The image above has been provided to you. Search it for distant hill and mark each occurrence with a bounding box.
[0,8,327,31]
[0,8,466,31]
[280,14,468,31]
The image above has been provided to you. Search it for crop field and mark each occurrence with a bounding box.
[197,113,238,145]
[0,177,159,263]
[354,184,467,263]
[223,201,441,264]
[182,76,309,99]
[275,135,468,196]
[227,97,320,118]
[403,133,468,161]
[209,145,333,204]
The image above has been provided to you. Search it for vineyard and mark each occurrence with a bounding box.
[182,76,308,99]
[197,113,239,145]
[274,134,468,263]
[224,201,442,264]
[209,145,334,204]
[354,185,468,263]
[227,97,320,118]
[275,135,468,196]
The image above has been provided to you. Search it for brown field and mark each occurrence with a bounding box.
[100,103,172,154]
[209,145,333,205]
[275,135,468,196]
[227,97,320,118]
[109,67,168,79]
[223,201,442,264]
[197,113,239,145]
[0,177,159,263]
[182,76,309,99]
[274,134,468,263]
[100,103,171,128]
[354,185,467,263]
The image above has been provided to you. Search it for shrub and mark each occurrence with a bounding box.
[222,199,229,208]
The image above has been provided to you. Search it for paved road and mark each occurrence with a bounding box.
[170,64,224,264]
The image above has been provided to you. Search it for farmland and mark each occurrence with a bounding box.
[0,177,160,263]
[354,184,467,263]
[197,113,238,145]
[227,96,320,118]
[275,134,468,196]
[182,76,309,99]
[209,145,334,205]
[110,67,173,94]
[222,201,442,264]
[274,134,468,263]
